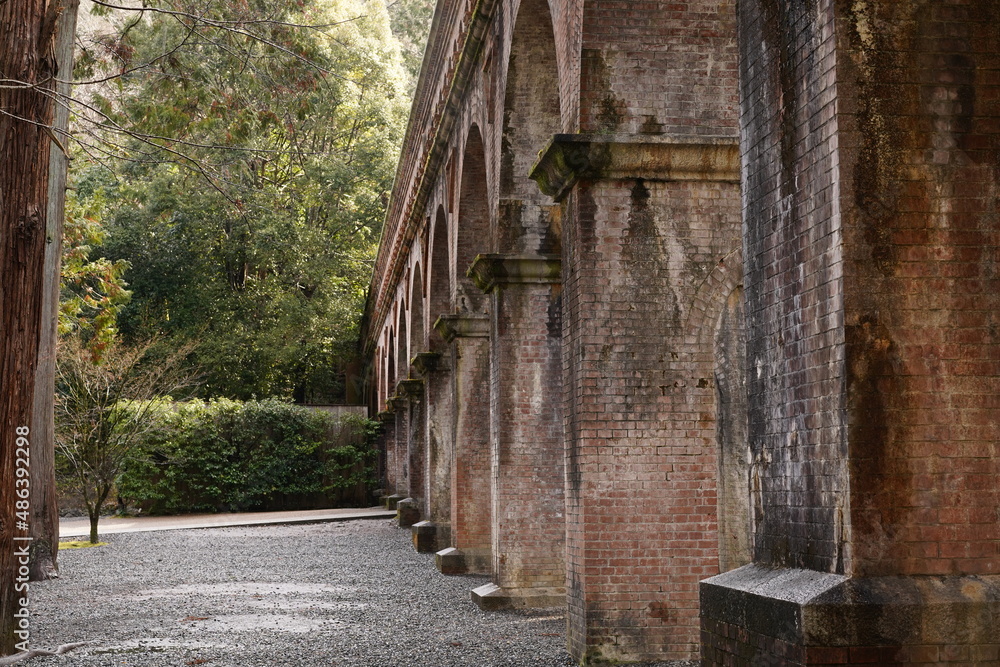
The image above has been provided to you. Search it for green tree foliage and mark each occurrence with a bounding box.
[60,185,132,362]
[72,0,409,402]
[385,0,436,92]
[115,400,378,514]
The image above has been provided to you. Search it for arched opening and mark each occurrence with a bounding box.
[714,285,751,572]
[499,0,562,254]
[429,206,451,351]
[456,126,489,313]
[410,263,426,359]
[396,299,408,383]
[386,329,396,396]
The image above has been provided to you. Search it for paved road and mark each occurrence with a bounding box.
[59,506,396,538]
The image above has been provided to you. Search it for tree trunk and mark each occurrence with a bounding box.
[0,0,61,656]
[30,0,81,583]
[88,509,99,545]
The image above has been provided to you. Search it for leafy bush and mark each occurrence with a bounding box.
[116,400,377,514]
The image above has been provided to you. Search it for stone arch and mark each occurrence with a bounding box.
[386,328,396,394]
[397,298,409,382]
[498,0,562,254]
[429,206,451,351]
[456,125,489,313]
[410,262,426,358]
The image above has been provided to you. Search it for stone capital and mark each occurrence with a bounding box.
[396,378,425,400]
[385,395,406,412]
[467,254,561,294]
[410,351,442,376]
[529,133,740,201]
[433,313,490,342]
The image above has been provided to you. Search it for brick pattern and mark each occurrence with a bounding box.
[456,125,490,314]
[739,0,849,573]
[498,0,562,255]
[489,280,565,593]
[835,0,1000,578]
[407,393,426,503]
[562,177,741,661]
[449,333,492,556]
[579,0,738,136]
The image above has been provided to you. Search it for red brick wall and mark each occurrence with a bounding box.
[742,0,1000,578]
[739,0,849,573]
[451,333,492,557]
[835,0,1000,578]
[456,125,490,311]
[489,280,565,593]
[579,0,738,136]
[562,175,741,661]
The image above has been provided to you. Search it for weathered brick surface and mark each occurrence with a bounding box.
[488,277,565,597]
[450,333,491,560]
[579,0,738,136]
[701,0,1000,663]
[561,174,742,661]
[739,0,847,575]
[360,0,1000,662]
[740,0,1000,578]
[835,0,1000,579]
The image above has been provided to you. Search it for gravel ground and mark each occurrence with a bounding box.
[23,519,694,667]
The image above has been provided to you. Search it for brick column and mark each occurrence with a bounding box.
[533,135,743,662]
[410,351,449,552]
[375,410,399,508]
[397,378,427,515]
[385,395,407,505]
[701,1,1000,664]
[433,314,492,575]
[467,254,565,609]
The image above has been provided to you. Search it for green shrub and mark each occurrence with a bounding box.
[116,400,377,514]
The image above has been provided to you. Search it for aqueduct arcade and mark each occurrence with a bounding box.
[363,0,1000,663]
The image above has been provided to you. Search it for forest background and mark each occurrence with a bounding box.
[68,0,434,402]
[0,0,434,653]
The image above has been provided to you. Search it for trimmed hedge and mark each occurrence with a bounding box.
[116,399,378,514]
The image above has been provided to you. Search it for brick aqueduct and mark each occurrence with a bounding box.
[361,0,1000,663]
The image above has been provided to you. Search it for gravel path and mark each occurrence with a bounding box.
[23,519,692,666]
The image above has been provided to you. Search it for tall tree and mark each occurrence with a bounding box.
[30,0,82,582]
[0,0,64,655]
[75,0,409,402]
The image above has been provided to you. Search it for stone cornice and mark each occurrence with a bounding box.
[410,351,442,376]
[433,314,490,343]
[361,0,499,356]
[530,134,740,202]
[468,254,561,294]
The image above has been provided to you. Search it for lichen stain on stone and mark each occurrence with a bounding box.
[845,313,909,575]
[582,48,627,133]
[538,204,561,255]
[546,284,561,339]
[639,114,664,135]
[577,186,597,250]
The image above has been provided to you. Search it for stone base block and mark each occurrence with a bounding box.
[435,547,492,575]
[471,582,565,611]
[411,521,437,553]
[383,493,405,510]
[396,498,420,528]
[700,564,1000,666]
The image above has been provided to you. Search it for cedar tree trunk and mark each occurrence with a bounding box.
[0,0,61,655]
[30,0,80,582]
